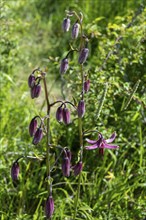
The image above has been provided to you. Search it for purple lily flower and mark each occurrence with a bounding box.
[85,132,119,150]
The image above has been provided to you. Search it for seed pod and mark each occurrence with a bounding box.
[62,156,70,177]
[45,195,54,218]
[78,48,89,64]
[32,127,43,145]
[28,74,35,88]
[56,106,63,122]
[62,18,70,32]
[11,161,20,181]
[84,79,90,93]
[77,100,85,118]
[72,161,83,176]
[72,22,80,39]
[29,117,37,137]
[60,58,69,74]
[63,108,70,125]
[31,84,41,99]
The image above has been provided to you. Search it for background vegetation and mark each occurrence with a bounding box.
[0,0,146,219]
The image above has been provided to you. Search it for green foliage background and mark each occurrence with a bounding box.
[0,0,146,219]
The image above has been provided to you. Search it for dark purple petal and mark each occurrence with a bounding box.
[31,84,41,99]
[105,132,116,143]
[83,79,90,93]
[11,162,20,181]
[77,100,85,118]
[78,48,89,64]
[62,18,70,32]
[60,58,69,74]
[62,157,70,177]
[29,117,37,137]
[45,195,54,218]
[72,161,83,176]
[63,108,70,125]
[32,127,43,145]
[28,74,35,88]
[102,143,119,149]
[72,23,80,39]
[56,106,63,122]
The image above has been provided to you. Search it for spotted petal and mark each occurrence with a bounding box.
[103,143,119,149]
[105,132,116,143]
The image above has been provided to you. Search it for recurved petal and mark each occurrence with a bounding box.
[86,138,97,144]
[103,143,119,149]
[85,143,98,150]
[105,132,116,143]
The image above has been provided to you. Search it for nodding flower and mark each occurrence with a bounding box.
[85,132,119,155]
[72,22,80,39]
[72,161,83,176]
[29,117,37,137]
[62,18,70,32]
[83,79,90,93]
[11,161,20,182]
[32,127,43,145]
[60,58,69,74]
[28,74,35,88]
[62,149,71,177]
[78,48,89,64]
[45,195,54,219]
[62,107,71,125]
[77,100,85,118]
[31,84,41,99]
[56,106,63,122]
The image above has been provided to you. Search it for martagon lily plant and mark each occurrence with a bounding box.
[11,10,119,219]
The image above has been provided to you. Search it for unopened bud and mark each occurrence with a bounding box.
[11,161,20,181]
[72,23,80,39]
[63,108,70,125]
[77,100,85,118]
[66,149,72,161]
[28,74,35,88]
[45,195,54,218]
[60,58,69,74]
[62,18,70,32]
[56,106,63,122]
[29,117,37,137]
[78,48,89,64]
[31,84,41,99]
[72,161,83,176]
[32,127,43,145]
[83,79,90,93]
[62,157,70,177]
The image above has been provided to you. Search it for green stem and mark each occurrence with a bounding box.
[43,77,51,191]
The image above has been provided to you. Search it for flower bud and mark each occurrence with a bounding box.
[77,100,85,118]
[78,48,89,64]
[32,127,43,145]
[62,157,70,177]
[84,79,90,93]
[28,74,35,88]
[72,161,83,176]
[31,84,41,99]
[72,23,80,39]
[45,195,54,218]
[63,108,70,125]
[11,161,20,181]
[62,18,70,32]
[60,58,69,74]
[56,106,63,122]
[29,117,37,137]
